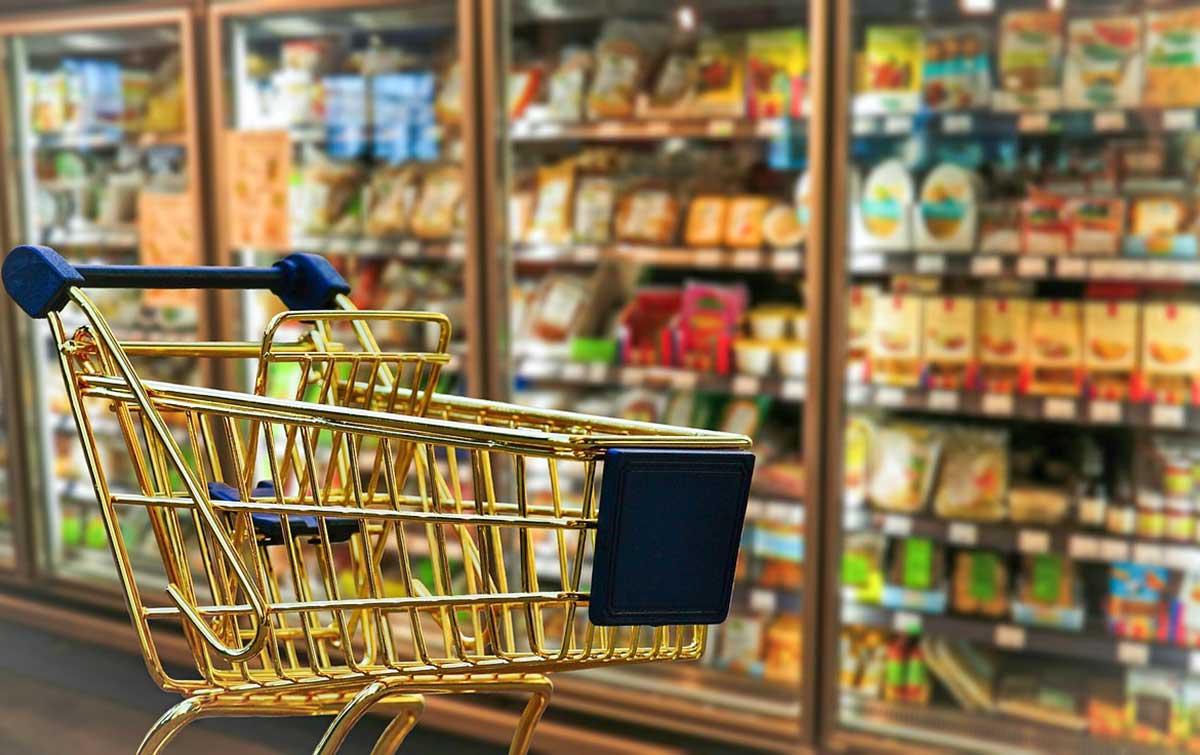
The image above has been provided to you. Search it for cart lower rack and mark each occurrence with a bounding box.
[3,245,754,754]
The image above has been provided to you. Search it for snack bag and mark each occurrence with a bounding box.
[870,293,923,387]
[573,176,615,244]
[527,162,576,244]
[1064,16,1143,109]
[615,188,680,245]
[933,429,1008,522]
[977,297,1029,393]
[995,10,1064,110]
[1066,198,1125,255]
[724,195,770,249]
[867,423,941,513]
[1084,301,1140,401]
[364,166,419,237]
[547,47,591,121]
[864,26,923,94]
[747,28,809,118]
[693,34,746,117]
[922,27,991,110]
[685,195,729,248]
[1028,300,1082,397]
[1145,8,1200,107]
[1141,302,1200,404]
[410,165,462,239]
[588,20,668,119]
[922,296,975,389]
[979,201,1022,255]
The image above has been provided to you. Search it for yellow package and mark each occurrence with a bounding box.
[1142,302,1200,404]
[527,163,576,245]
[1084,301,1140,401]
[693,34,746,117]
[616,189,679,245]
[1028,300,1082,397]
[410,166,463,240]
[922,296,975,390]
[1145,8,1200,107]
[864,26,923,94]
[685,195,728,248]
[747,28,809,118]
[871,293,923,387]
[724,195,770,249]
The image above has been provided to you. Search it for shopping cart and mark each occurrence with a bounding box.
[2,245,755,754]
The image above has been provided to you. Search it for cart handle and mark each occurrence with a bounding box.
[2,244,351,319]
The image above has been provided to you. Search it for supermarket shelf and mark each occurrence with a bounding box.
[510,117,793,142]
[289,235,466,262]
[512,242,804,273]
[34,129,186,150]
[841,692,1162,755]
[843,508,1200,572]
[730,582,802,616]
[515,359,806,403]
[851,106,1200,139]
[841,601,1193,672]
[45,225,138,250]
[849,382,1200,431]
[850,251,1200,283]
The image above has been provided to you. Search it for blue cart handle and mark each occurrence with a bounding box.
[2,244,351,319]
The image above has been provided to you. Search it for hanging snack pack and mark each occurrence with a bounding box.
[1063,15,1143,109]
[994,10,1064,111]
[547,47,592,121]
[364,165,420,237]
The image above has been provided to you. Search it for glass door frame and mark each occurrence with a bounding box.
[204,0,490,397]
[0,2,207,606]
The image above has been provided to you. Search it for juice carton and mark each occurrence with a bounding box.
[921,296,975,390]
[978,298,1029,394]
[1141,302,1200,405]
[1028,300,1082,397]
[1084,301,1140,401]
[870,293,923,387]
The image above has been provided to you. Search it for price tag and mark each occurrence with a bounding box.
[970,255,1002,276]
[852,116,876,135]
[1056,257,1087,278]
[875,386,905,407]
[851,252,884,273]
[587,363,608,383]
[732,375,761,396]
[1133,543,1166,567]
[982,392,1014,416]
[733,250,762,269]
[1094,110,1127,132]
[533,121,562,137]
[1089,400,1122,423]
[1043,397,1076,420]
[948,522,979,546]
[399,240,420,257]
[915,254,946,274]
[883,515,913,537]
[771,249,802,272]
[574,244,600,263]
[1165,109,1198,131]
[755,119,783,138]
[1101,539,1131,562]
[707,119,734,137]
[1069,535,1101,560]
[620,367,645,385]
[646,121,671,136]
[1190,651,1200,676]
[884,115,913,134]
[846,382,870,406]
[695,249,723,268]
[994,624,1026,649]
[561,362,586,381]
[1017,257,1048,277]
[1018,529,1051,554]
[596,121,623,137]
[1117,641,1149,667]
[928,390,959,411]
[670,370,698,390]
[781,379,805,401]
[448,241,466,259]
[749,588,777,613]
[942,113,972,134]
[1018,112,1050,132]
[520,360,555,379]
[892,610,922,634]
[1152,404,1186,428]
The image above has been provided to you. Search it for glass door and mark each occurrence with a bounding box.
[494,1,809,749]
[208,0,475,396]
[0,7,204,591]
[826,0,1200,750]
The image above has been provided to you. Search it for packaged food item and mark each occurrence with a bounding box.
[1028,300,1082,397]
[1021,191,1070,255]
[546,47,591,121]
[844,415,872,507]
[615,188,680,245]
[748,306,788,340]
[684,195,728,248]
[617,288,682,366]
[508,66,543,120]
[883,537,947,613]
[509,190,534,245]
[1145,8,1200,107]
[409,166,463,239]
[676,281,748,373]
[733,338,773,376]
[762,615,802,686]
[1087,677,1128,740]
[724,195,769,249]
[933,429,1007,522]
[996,672,1087,730]
[526,162,576,245]
[364,166,419,237]
[842,532,885,604]
[921,296,975,390]
[762,204,805,249]
[793,172,811,240]
[1084,301,1140,401]
[870,293,923,387]
[922,27,991,110]
[435,62,462,125]
[1123,197,1199,258]
[922,637,997,712]
[846,286,876,381]
[868,423,941,513]
[994,10,1064,110]
[915,163,980,252]
[775,342,806,379]
[1141,302,1200,405]
[856,159,913,250]
[1009,485,1071,525]
[572,176,615,244]
[977,297,1029,394]
[1013,554,1084,631]
[1064,16,1143,109]
[693,34,746,117]
[1126,669,1181,746]
[588,30,651,119]
[719,397,767,437]
[715,616,764,675]
[1065,198,1125,255]
[746,28,809,118]
[1107,563,1172,642]
[978,201,1023,255]
[639,51,695,117]
[952,551,1010,618]
[525,274,591,343]
[859,26,923,113]
[752,457,805,501]
[293,158,365,236]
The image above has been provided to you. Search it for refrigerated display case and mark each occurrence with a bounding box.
[820,1,1200,751]
[492,1,808,749]
[0,6,205,591]
[207,0,479,396]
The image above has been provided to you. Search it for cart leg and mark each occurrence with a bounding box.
[369,695,425,755]
[507,675,553,755]
[136,696,208,755]
[313,680,399,755]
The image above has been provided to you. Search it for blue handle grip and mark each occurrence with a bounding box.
[2,245,351,318]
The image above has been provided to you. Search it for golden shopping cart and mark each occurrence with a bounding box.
[3,245,754,754]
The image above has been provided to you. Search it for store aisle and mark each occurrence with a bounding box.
[0,616,499,754]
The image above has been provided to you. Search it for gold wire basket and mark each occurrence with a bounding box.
[3,246,754,755]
